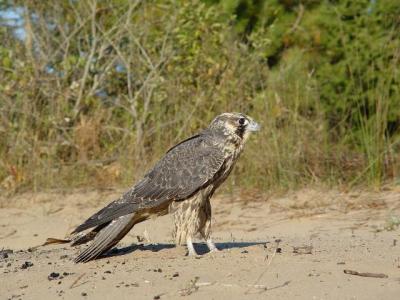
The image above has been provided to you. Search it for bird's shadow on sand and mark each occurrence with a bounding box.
[101,241,267,259]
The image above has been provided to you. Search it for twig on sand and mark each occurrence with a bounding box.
[179,276,200,296]
[196,282,215,287]
[192,281,289,292]
[344,269,388,278]
[70,273,87,289]
[293,245,313,255]
[244,240,280,294]
[0,229,17,239]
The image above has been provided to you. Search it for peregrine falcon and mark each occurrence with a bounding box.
[70,112,260,262]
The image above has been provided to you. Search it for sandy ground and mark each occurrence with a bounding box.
[1,188,400,300]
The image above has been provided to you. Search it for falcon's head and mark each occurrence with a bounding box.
[209,112,260,142]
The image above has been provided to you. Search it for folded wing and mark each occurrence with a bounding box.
[72,132,225,234]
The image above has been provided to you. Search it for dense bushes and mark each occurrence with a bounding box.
[0,0,399,193]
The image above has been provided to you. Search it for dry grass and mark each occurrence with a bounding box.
[0,1,399,195]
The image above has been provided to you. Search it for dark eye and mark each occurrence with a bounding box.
[238,118,246,125]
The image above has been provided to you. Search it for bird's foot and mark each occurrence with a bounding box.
[186,237,198,257]
[187,248,199,257]
[208,248,221,254]
[187,252,201,258]
[206,239,220,253]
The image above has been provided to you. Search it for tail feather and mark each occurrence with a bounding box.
[75,223,123,263]
[71,222,110,246]
[74,213,146,263]
[74,213,134,263]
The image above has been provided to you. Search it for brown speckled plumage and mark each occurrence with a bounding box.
[70,112,259,262]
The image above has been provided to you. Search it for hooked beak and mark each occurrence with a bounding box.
[247,120,261,132]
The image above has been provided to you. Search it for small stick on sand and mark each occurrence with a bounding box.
[70,273,87,289]
[343,269,388,278]
[244,240,280,294]
[0,229,17,239]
